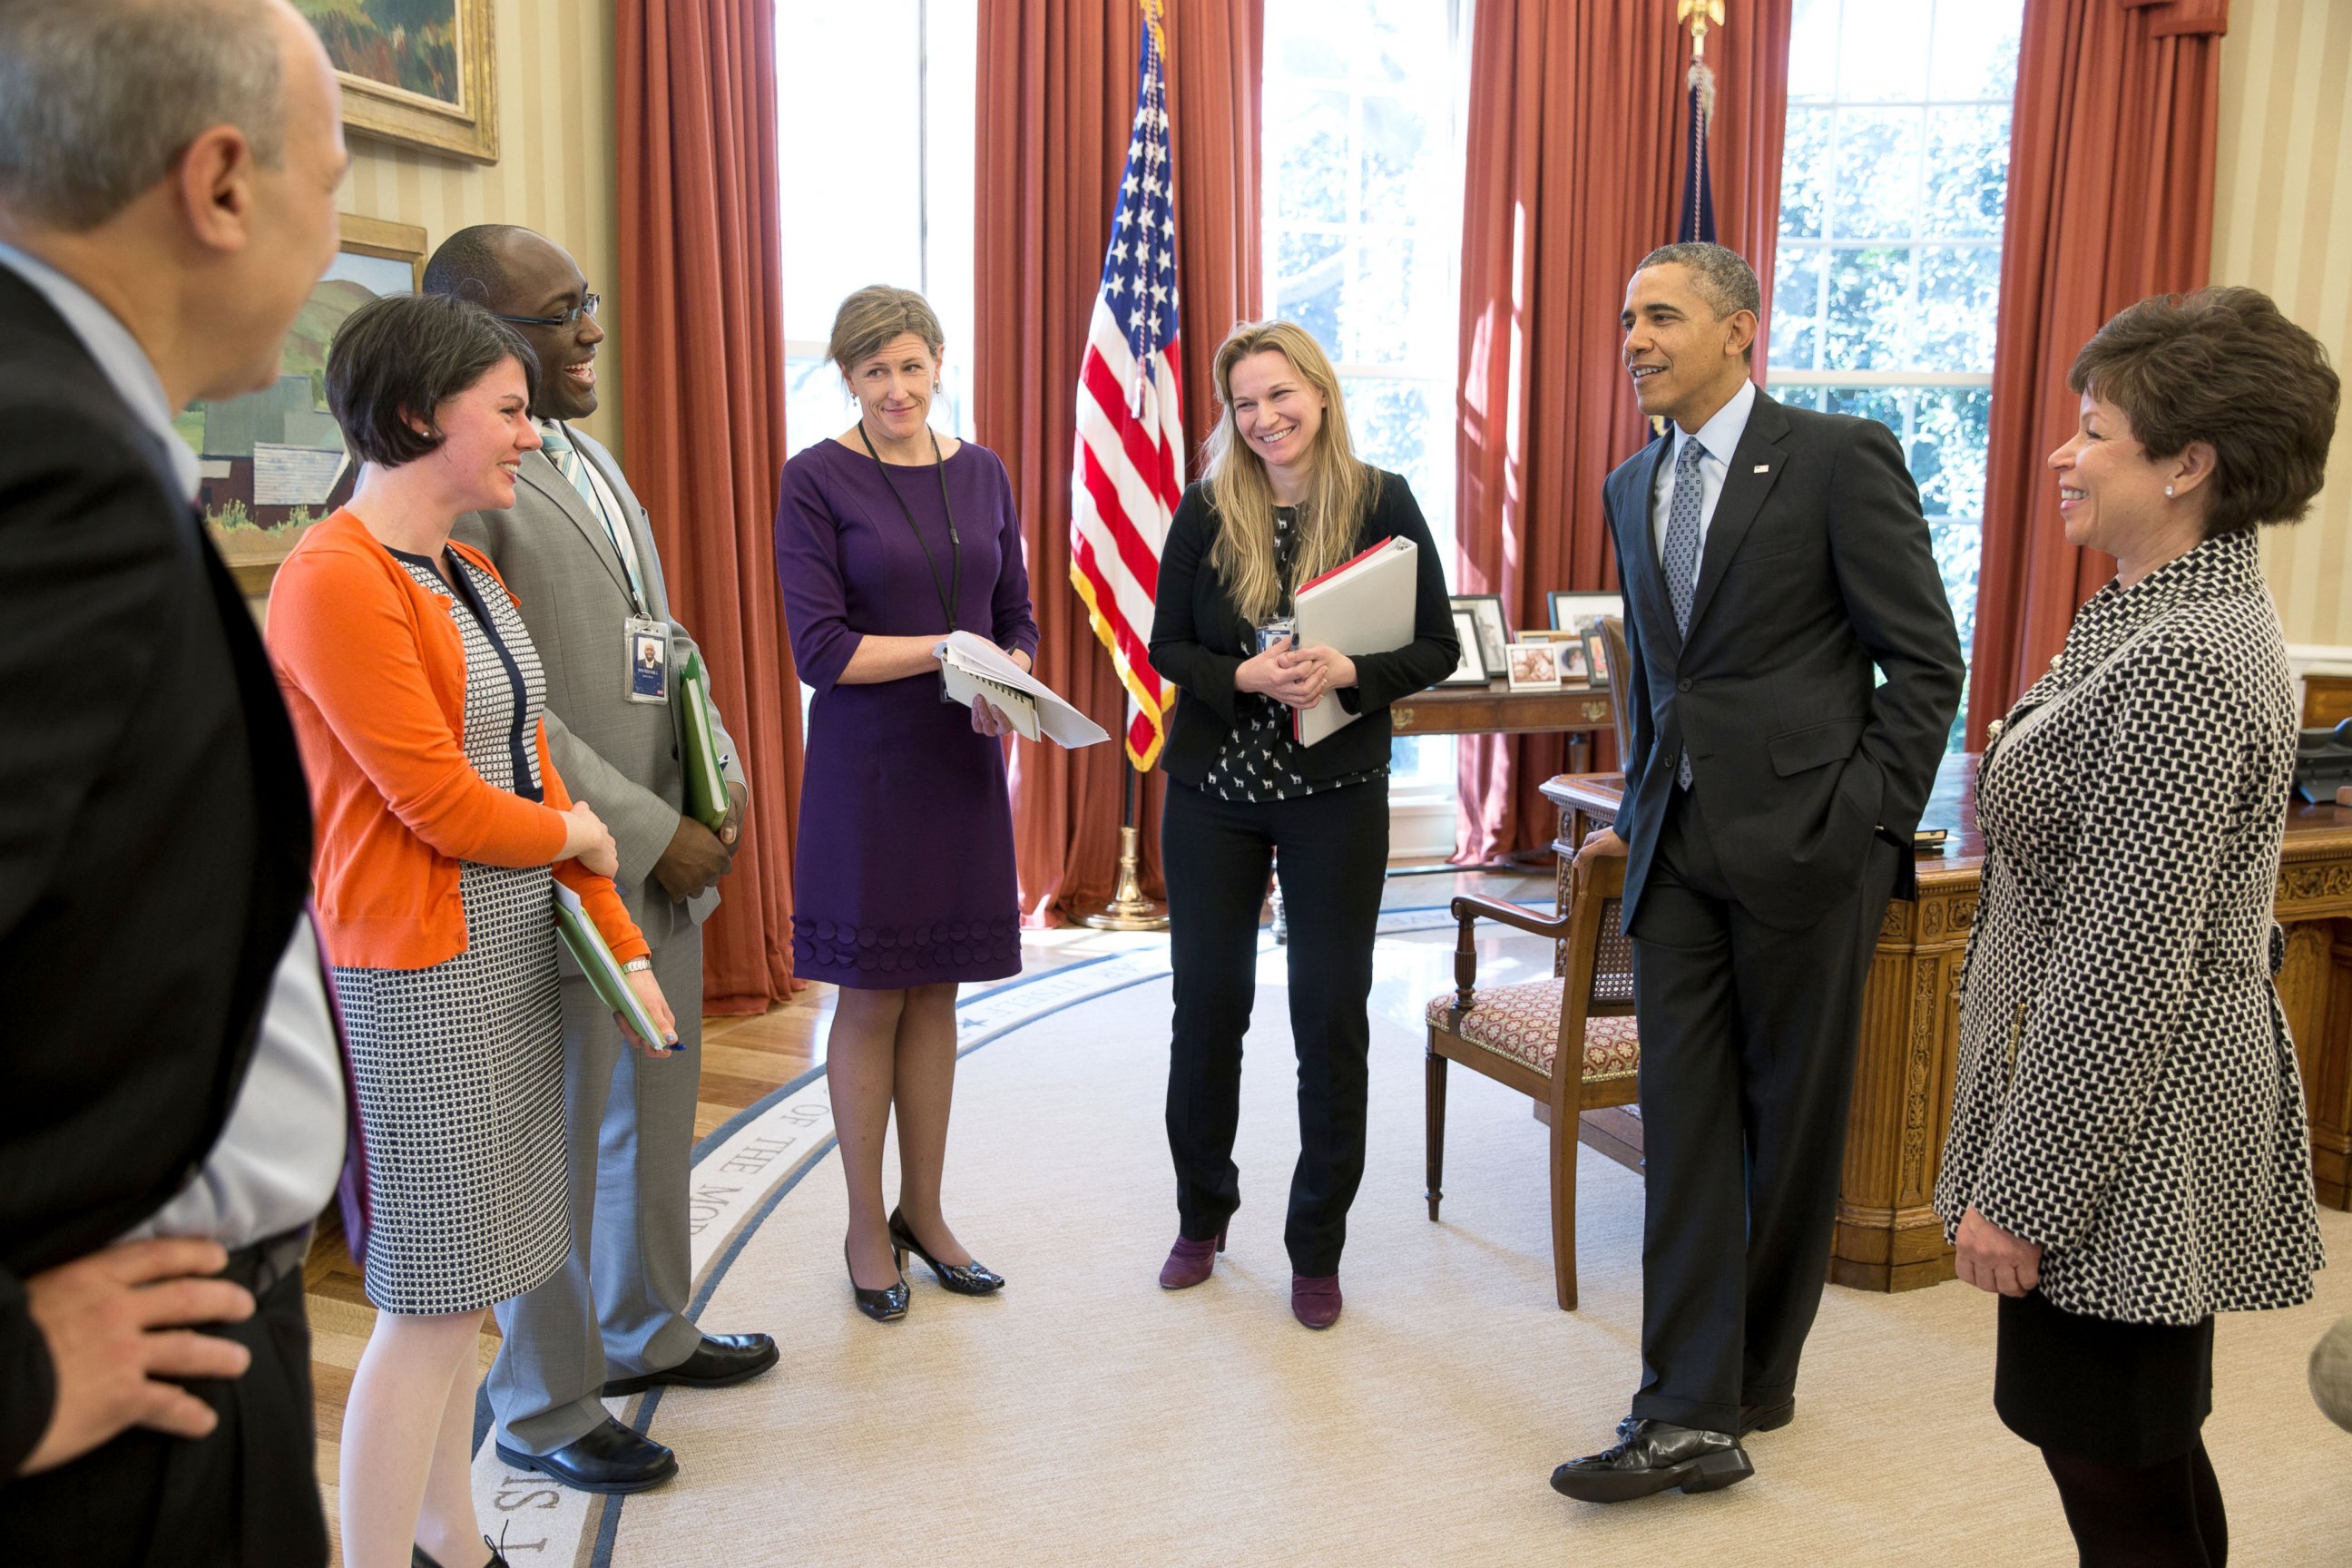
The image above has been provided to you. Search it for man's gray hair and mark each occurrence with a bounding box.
[0,0,287,232]
[1635,242,1763,323]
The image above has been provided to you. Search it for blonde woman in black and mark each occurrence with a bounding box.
[1147,319,1457,1328]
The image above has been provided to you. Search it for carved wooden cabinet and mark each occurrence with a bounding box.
[1542,755,2352,1291]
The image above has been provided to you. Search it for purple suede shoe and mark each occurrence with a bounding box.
[1159,1224,1228,1289]
[1291,1273,1342,1328]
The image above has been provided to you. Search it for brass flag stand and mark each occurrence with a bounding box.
[1080,741,1168,930]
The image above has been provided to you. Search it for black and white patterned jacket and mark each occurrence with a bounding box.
[1935,528,2325,1324]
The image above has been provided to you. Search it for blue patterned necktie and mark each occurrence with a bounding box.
[541,422,645,606]
[1661,435,1707,786]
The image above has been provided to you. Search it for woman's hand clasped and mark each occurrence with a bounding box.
[1955,1204,2043,1298]
[561,801,619,877]
[616,968,681,1057]
[1237,637,1344,710]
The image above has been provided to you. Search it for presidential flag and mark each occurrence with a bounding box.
[1069,0,1183,772]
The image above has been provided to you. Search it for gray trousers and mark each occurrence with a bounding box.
[490,924,706,1453]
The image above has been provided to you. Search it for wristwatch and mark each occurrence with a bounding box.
[622,958,653,975]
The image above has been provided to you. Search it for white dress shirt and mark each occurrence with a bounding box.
[0,240,347,1251]
[1648,377,1759,572]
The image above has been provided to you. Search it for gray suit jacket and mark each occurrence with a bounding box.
[454,425,746,954]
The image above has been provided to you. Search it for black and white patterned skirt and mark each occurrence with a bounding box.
[333,858,567,1316]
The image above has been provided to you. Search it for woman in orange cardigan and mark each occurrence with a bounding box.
[269,295,676,1568]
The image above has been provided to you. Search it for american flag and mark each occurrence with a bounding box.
[1069,0,1183,771]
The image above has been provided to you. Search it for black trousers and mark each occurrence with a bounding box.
[0,1262,328,1567]
[1162,776,1388,1277]
[1626,784,1898,1433]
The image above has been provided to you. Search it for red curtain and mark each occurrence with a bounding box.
[1454,1,1793,860]
[976,0,1263,925]
[1965,0,2230,746]
[616,0,803,1010]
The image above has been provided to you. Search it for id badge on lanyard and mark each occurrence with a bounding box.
[625,616,670,703]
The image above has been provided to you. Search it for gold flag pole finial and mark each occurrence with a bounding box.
[1679,0,1727,60]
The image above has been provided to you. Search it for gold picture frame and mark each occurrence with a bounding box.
[193,214,428,594]
[300,0,499,164]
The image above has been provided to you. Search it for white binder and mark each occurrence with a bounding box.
[934,631,1111,749]
[1289,534,1418,746]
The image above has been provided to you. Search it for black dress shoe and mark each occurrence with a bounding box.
[846,1239,910,1321]
[1550,1418,1753,1503]
[887,1207,1005,1295]
[1740,1395,1795,1436]
[603,1333,780,1396]
[412,1534,513,1568]
[494,1416,677,1494]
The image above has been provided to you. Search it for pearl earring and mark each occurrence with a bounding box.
[2165,485,2175,496]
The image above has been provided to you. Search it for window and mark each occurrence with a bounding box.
[776,1,976,456]
[1769,0,2024,744]
[1261,0,1469,854]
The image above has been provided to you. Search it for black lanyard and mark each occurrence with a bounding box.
[858,422,960,632]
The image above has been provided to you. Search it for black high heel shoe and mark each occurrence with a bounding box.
[887,1207,1005,1295]
[845,1238,909,1321]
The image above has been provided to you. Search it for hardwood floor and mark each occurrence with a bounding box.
[303,867,1547,1560]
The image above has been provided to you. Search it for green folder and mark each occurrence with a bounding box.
[679,650,730,833]
[554,883,672,1051]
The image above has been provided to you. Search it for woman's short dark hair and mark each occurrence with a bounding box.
[2070,287,2339,536]
[326,293,540,467]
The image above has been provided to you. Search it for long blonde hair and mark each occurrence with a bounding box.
[1201,320,1376,622]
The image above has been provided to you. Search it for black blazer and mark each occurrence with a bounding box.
[1604,388,1964,929]
[0,268,313,1472]
[1150,469,1459,786]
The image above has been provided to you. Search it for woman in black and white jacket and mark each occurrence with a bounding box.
[1936,288,2336,1567]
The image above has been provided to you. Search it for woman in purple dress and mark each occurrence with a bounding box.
[775,286,1038,1321]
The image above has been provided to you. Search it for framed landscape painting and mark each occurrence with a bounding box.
[296,0,499,163]
[183,214,427,593]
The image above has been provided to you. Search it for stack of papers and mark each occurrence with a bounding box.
[936,631,1109,749]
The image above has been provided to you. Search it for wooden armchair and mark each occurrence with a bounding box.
[1422,838,1638,1309]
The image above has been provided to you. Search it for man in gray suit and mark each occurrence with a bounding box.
[430,224,776,1494]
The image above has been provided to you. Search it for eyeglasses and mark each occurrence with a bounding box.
[495,293,601,329]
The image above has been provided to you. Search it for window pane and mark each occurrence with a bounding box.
[1830,107,1924,240]
[1820,247,1915,370]
[1789,0,1840,103]
[1823,385,1906,434]
[1924,104,2013,238]
[1272,229,1346,350]
[784,355,846,459]
[1275,90,1351,224]
[1348,235,1447,368]
[1836,0,1936,103]
[1359,92,1435,223]
[1929,0,2023,101]
[1915,245,2001,371]
[1769,246,1827,372]
[1911,387,1992,519]
[1780,108,1832,240]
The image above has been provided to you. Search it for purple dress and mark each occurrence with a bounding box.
[776,436,1040,988]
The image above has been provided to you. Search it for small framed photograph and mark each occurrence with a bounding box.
[1504,640,1560,690]
[1450,593,1511,674]
[1556,639,1590,683]
[1441,608,1491,686]
[1583,627,1612,689]
[1548,590,1624,633]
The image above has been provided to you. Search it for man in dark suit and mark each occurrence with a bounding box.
[0,3,351,1562]
[1549,243,1963,1503]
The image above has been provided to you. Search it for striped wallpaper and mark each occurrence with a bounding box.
[336,0,624,450]
[2215,0,2352,652]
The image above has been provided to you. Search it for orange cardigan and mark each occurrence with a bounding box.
[267,508,649,971]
